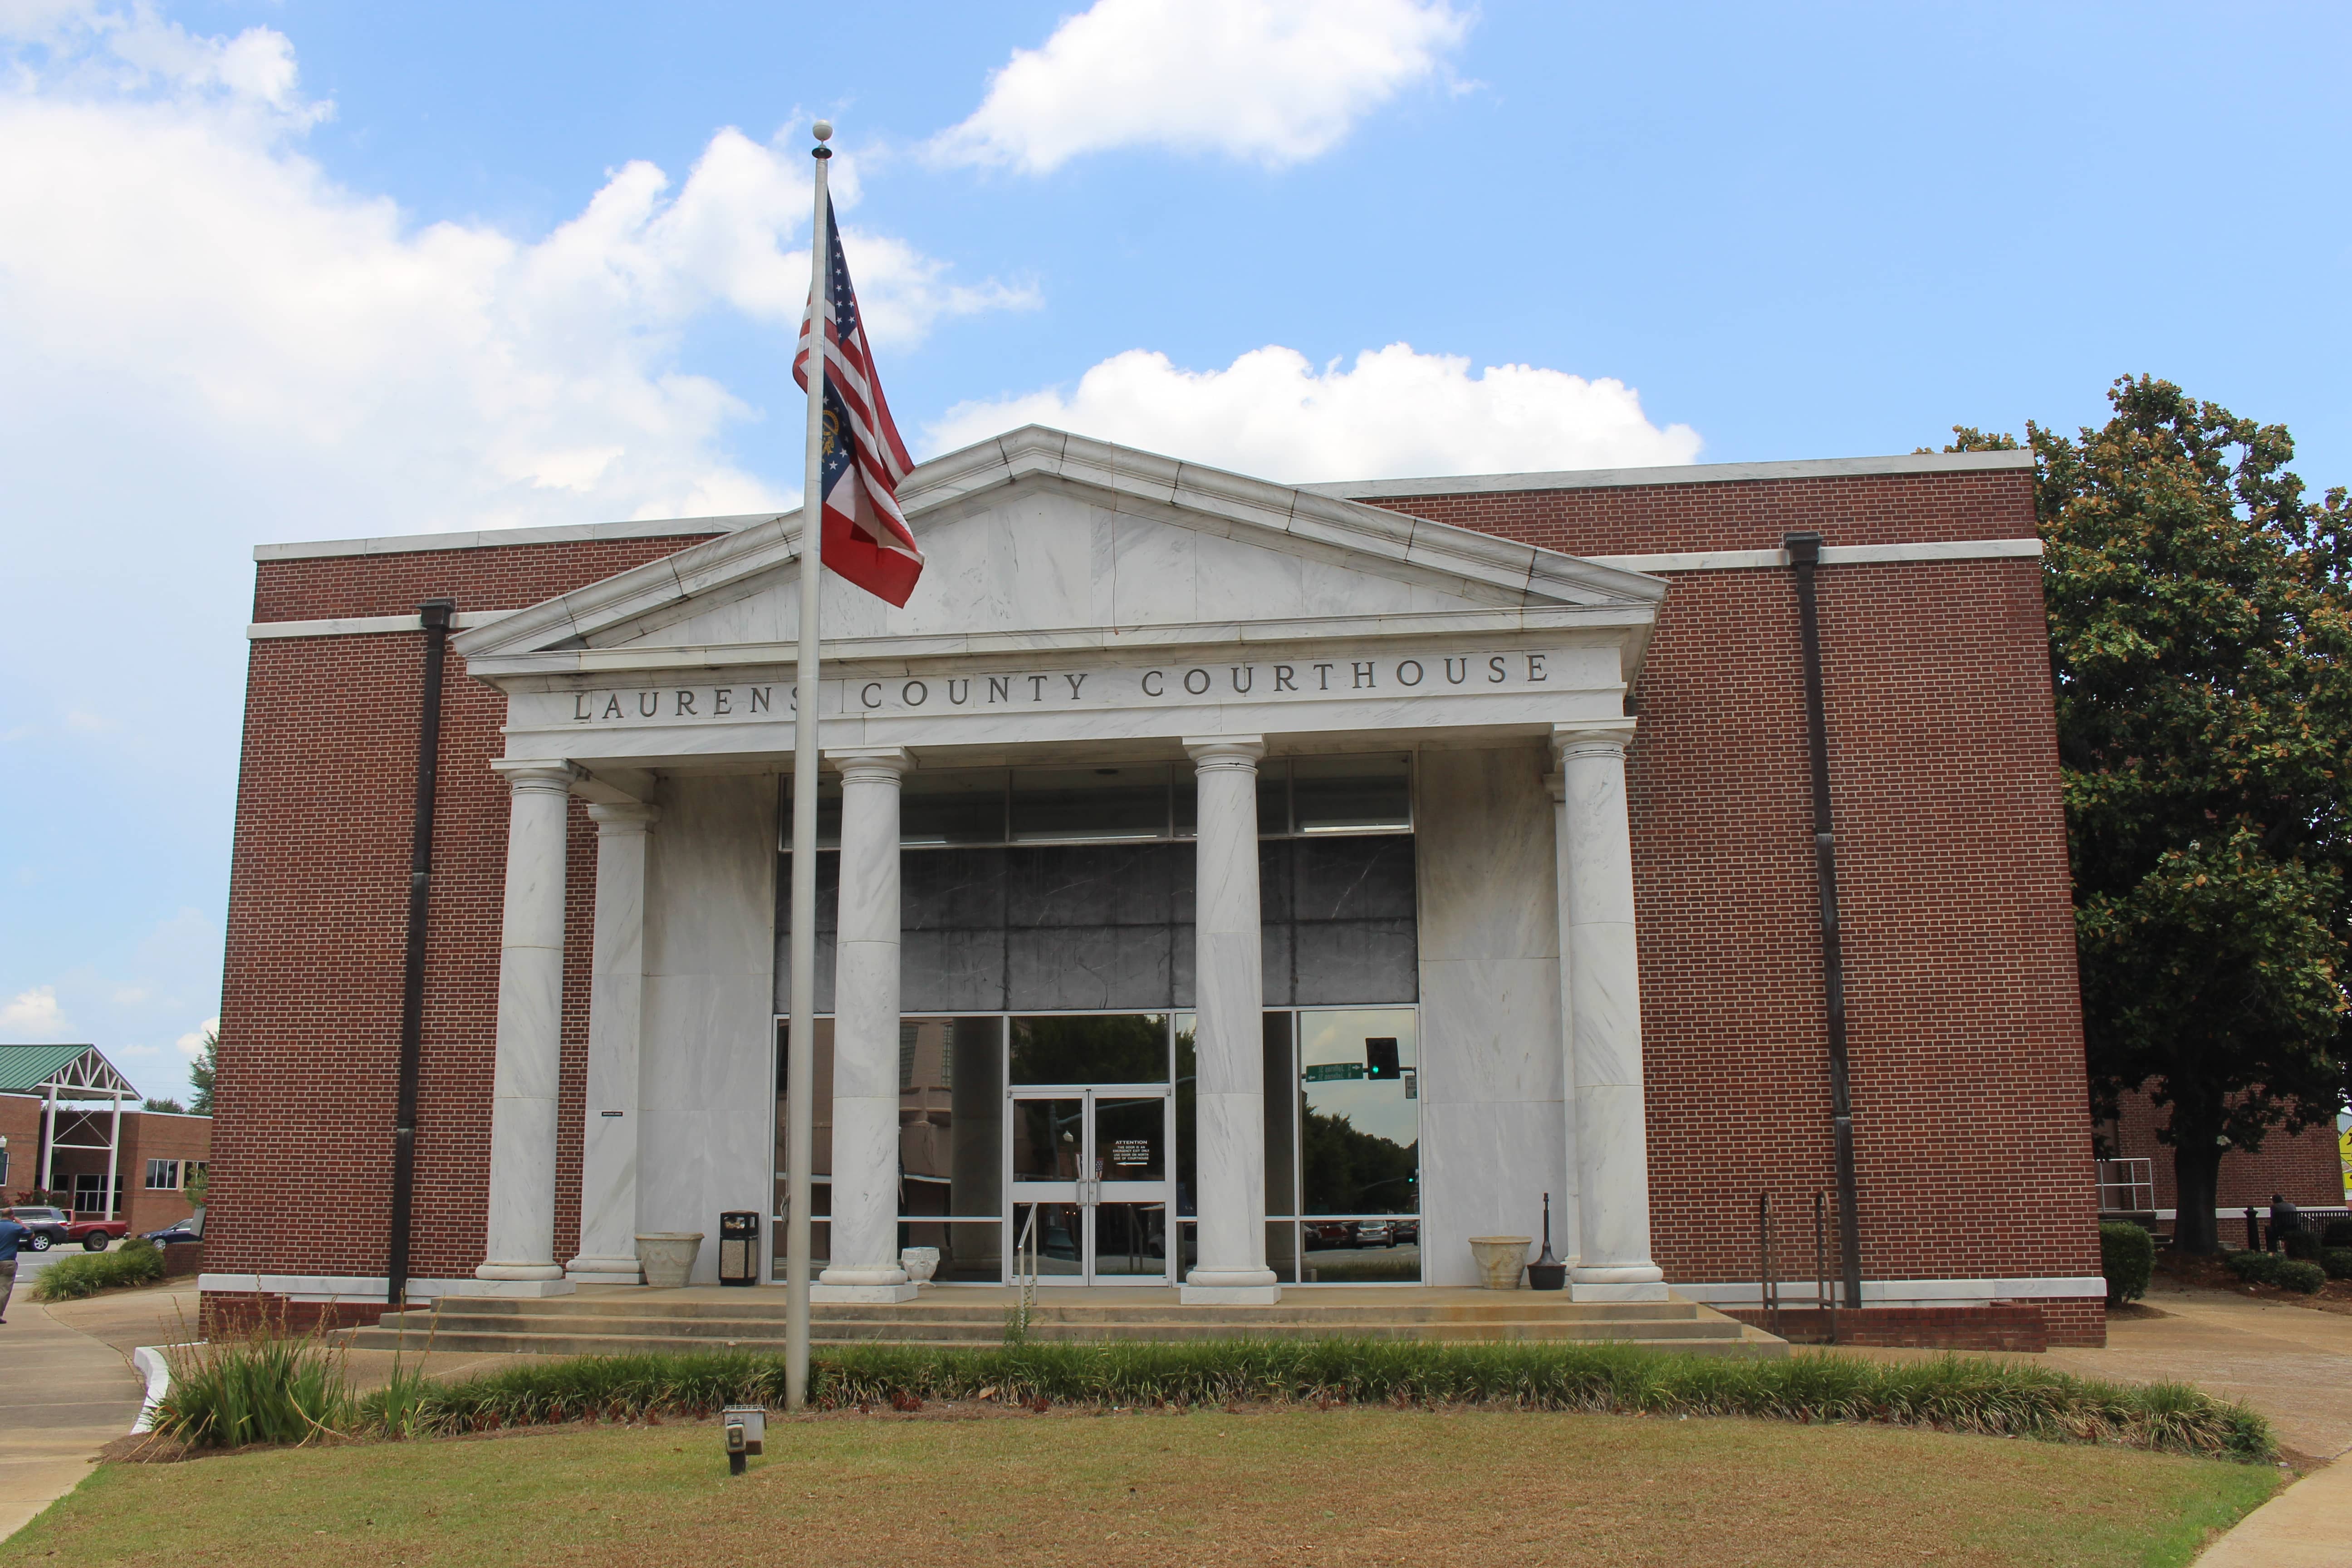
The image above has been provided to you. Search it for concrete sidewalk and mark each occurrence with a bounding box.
[0,1272,146,1544]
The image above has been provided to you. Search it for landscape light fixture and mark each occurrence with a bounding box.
[721,1405,765,1476]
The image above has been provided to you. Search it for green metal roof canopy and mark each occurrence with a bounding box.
[0,1043,135,1097]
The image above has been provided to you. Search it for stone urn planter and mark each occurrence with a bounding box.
[1468,1235,1532,1290]
[900,1246,941,1287]
[634,1232,704,1289]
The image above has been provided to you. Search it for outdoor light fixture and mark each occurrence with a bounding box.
[721,1405,765,1476]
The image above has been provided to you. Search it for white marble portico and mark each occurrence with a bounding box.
[452,427,1673,1300]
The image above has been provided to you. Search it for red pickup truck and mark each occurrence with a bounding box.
[5,1205,128,1251]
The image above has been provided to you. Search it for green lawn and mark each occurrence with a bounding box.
[6,1409,2276,1568]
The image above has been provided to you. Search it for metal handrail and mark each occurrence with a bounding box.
[1013,1206,1039,1335]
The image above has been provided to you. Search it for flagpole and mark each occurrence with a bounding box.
[784,117,833,1415]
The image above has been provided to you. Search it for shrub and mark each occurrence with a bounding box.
[32,1237,166,1301]
[2275,1259,2326,1294]
[152,1327,353,1448]
[2225,1250,2283,1286]
[2281,1229,2323,1262]
[2322,1249,2352,1282]
[344,1341,2274,1463]
[2100,1221,2155,1304]
[2322,1218,2352,1248]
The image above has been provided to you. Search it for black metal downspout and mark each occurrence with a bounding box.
[387,599,455,1310]
[1784,534,1865,1310]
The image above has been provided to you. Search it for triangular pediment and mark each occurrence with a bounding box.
[454,427,1665,668]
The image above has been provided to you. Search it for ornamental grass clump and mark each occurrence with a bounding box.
[153,1324,354,1448]
[32,1237,167,1301]
[348,1340,2272,1464]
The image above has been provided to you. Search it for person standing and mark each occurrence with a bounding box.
[0,1212,29,1324]
[2269,1191,2301,1254]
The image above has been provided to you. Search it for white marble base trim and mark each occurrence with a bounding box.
[1670,1276,2110,1308]
[195,1273,474,1304]
[1179,1284,1284,1305]
[808,1282,922,1304]
[565,1268,644,1286]
[462,1278,578,1298]
[1571,1263,1665,1286]
[475,1261,568,1282]
[1568,1280,1672,1303]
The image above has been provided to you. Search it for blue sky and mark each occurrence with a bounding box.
[1,0,2346,1102]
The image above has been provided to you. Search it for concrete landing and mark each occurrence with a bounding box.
[0,1279,145,1544]
[343,1284,1783,1357]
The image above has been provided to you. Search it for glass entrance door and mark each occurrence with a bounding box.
[1009,1088,1172,1285]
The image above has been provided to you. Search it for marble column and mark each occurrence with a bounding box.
[1181,735,1280,1304]
[473,760,580,1297]
[813,748,918,1303]
[1554,723,1667,1302]
[1544,766,1586,1270]
[567,801,657,1284]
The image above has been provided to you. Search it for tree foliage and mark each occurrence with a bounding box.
[188,1027,217,1116]
[1954,378,2352,1250]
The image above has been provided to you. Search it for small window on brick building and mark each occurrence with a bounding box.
[145,1158,180,1191]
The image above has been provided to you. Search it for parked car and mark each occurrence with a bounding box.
[1353,1220,1395,1248]
[5,1205,70,1251]
[140,1219,202,1245]
[6,1206,128,1251]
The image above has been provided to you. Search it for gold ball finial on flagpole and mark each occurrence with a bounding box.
[811,119,833,143]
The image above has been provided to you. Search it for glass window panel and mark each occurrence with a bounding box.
[1263,1013,1298,1217]
[1259,760,1290,836]
[1012,1202,1086,1275]
[897,1016,1004,1223]
[1298,1008,1420,1217]
[1009,1014,1170,1085]
[1094,1096,1166,1181]
[1302,1225,1420,1284]
[1265,1220,1301,1285]
[1011,765,1170,842]
[1093,1202,1170,1277]
[1174,1016,1196,1218]
[1011,1098,1085,1181]
[1291,755,1411,833]
[902,769,1008,845]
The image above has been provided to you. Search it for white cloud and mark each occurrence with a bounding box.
[932,0,1470,173]
[926,342,1702,483]
[0,8,1031,537]
[176,1016,217,1058]
[0,985,68,1038]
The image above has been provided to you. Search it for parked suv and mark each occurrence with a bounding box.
[4,1205,127,1251]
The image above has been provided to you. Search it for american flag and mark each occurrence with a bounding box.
[793,196,924,607]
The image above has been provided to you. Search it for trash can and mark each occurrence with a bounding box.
[718,1210,760,1286]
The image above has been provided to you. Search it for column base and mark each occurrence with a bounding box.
[464,1277,578,1298]
[1570,1263,1668,1303]
[1182,1266,1280,1305]
[565,1254,644,1286]
[808,1282,921,1304]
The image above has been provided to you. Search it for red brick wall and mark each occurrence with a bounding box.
[210,535,711,1286]
[119,1112,212,1235]
[2105,1090,2346,1212]
[0,1093,41,1200]
[1356,468,2103,1295]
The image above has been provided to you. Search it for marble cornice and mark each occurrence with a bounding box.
[453,425,1666,668]
[462,600,1658,686]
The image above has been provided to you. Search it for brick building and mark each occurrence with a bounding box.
[207,431,2107,1345]
[1,1043,211,1235]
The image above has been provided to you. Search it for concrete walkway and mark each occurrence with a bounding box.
[0,1270,146,1544]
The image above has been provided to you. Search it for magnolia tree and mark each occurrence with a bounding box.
[1953,379,2352,1252]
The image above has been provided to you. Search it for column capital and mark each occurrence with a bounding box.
[1551,721,1636,764]
[1183,735,1265,768]
[824,746,912,783]
[492,759,583,794]
[585,800,660,833]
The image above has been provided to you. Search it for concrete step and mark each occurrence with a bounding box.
[372,1295,1708,1328]
[349,1312,1741,1349]
[342,1327,1779,1359]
